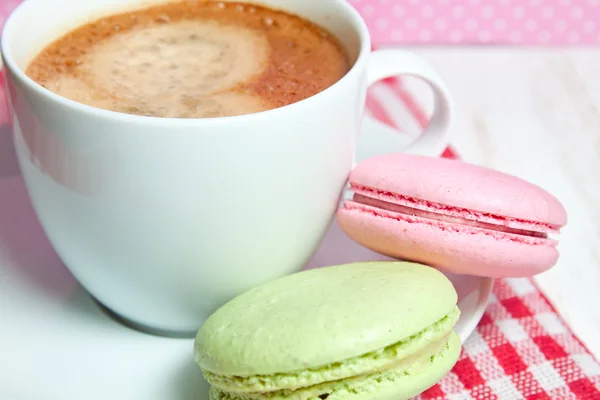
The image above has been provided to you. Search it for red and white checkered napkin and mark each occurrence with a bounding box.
[367,78,600,399]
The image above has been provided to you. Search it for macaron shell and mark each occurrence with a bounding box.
[195,262,457,376]
[337,206,559,278]
[351,332,461,400]
[208,332,462,400]
[350,154,567,227]
[203,307,460,394]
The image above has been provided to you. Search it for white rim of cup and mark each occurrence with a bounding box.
[0,0,372,126]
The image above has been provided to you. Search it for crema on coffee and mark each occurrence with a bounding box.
[26,1,351,118]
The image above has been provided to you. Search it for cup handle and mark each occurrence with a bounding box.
[365,49,453,156]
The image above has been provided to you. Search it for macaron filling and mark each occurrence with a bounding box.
[346,184,560,243]
[202,307,460,398]
[208,332,461,400]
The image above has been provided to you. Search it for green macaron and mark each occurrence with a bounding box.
[194,261,461,400]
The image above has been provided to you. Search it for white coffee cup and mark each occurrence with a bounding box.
[2,0,453,335]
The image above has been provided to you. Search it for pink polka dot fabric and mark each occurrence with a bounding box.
[349,0,600,45]
[1,1,599,45]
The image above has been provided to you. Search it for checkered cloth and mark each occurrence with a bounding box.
[421,279,600,399]
[367,77,600,399]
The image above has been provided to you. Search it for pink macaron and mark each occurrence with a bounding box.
[336,154,567,278]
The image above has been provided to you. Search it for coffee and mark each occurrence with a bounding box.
[26,1,350,118]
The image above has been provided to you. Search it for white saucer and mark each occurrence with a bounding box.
[0,117,493,400]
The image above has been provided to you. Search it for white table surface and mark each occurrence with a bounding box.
[410,47,600,360]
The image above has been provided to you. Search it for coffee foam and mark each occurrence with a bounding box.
[45,21,270,118]
[27,1,350,119]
